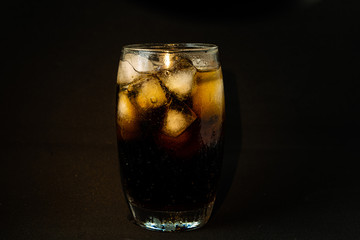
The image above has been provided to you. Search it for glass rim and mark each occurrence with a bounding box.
[123,43,218,53]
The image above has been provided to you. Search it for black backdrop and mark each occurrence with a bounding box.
[2,0,360,239]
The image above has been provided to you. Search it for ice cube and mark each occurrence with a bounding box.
[188,53,219,71]
[192,68,224,145]
[124,53,154,72]
[117,91,140,140]
[162,103,197,137]
[117,60,139,85]
[192,68,225,121]
[117,54,154,85]
[158,58,196,100]
[134,76,168,112]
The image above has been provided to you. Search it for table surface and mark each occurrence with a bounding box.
[2,0,360,239]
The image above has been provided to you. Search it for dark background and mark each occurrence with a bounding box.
[2,0,360,239]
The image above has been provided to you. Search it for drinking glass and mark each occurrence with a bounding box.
[116,43,225,232]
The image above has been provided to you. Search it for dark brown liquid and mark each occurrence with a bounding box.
[116,68,225,211]
[117,118,224,211]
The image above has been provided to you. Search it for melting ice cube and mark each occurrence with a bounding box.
[188,53,219,71]
[117,54,154,85]
[192,68,224,121]
[117,60,139,85]
[124,53,154,72]
[134,76,168,112]
[117,91,140,140]
[162,103,197,137]
[158,58,196,100]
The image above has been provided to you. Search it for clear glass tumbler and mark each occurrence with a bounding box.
[116,43,225,232]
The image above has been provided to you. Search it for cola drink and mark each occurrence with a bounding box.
[116,43,225,231]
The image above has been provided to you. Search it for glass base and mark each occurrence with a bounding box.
[128,201,215,232]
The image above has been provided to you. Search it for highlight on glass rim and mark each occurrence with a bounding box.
[115,43,225,232]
